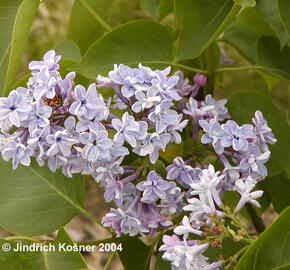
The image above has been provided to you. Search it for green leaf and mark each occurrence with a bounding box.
[139,0,159,19]
[159,143,183,164]
[236,7,274,37]
[235,207,290,270]
[151,160,167,178]
[11,73,31,89]
[67,0,113,54]
[139,0,174,21]
[224,22,258,62]
[155,252,171,270]
[256,0,290,48]
[277,0,290,36]
[0,0,39,96]
[54,40,81,62]
[227,90,290,176]
[0,229,88,269]
[257,36,290,82]
[159,0,174,21]
[174,0,239,61]
[256,71,280,91]
[0,159,85,235]
[224,7,275,63]
[73,20,173,79]
[118,237,151,270]
[205,237,247,262]
[53,40,82,77]
[263,172,290,214]
[234,0,256,6]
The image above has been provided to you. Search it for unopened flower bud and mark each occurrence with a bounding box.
[194,73,207,87]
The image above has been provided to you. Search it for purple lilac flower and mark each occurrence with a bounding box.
[183,97,212,118]
[158,183,185,214]
[27,125,51,159]
[133,132,171,163]
[46,130,77,157]
[151,70,181,101]
[103,177,123,204]
[102,208,142,237]
[252,110,277,151]
[199,119,225,154]
[26,102,52,134]
[183,197,212,226]
[148,100,181,134]
[109,64,145,98]
[69,84,105,119]
[174,71,195,96]
[112,95,127,110]
[174,216,203,237]
[235,177,263,211]
[2,141,33,169]
[137,63,157,83]
[166,117,188,144]
[0,90,32,127]
[33,67,59,100]
[161,239,221,270]
[93,158,124,183]
[136,170,171,203]
[190,165,224,213]
[79,129,112,162]
[166,157,196,188]
[221,120,256,151]
[239,146,270,178]
[201,94,229,121]
[29,50,61,75]
[137,203,173,232]
[132,87,161,113]
[47,154,67,172]
[76,117,105,133]
[159,234,194,253]
[112,112,148,147]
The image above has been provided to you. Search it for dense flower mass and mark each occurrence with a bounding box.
[0,51,276,270]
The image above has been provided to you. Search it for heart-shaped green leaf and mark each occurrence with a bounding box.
[263,172,290,214]
[73,20,173,79]
[256,0,290,48]
[224,7,275,63]
[0,0,40,96]
[118,236,152,270]
[159,0,174,21]
[0,159,85,235]
[0,228,88,269]
[227,90,290,176]
[257,36,290,81]
[277,0,290,37]
[235,207,290,270]
[234,0,256,7]
[139,0,160,19]
[67,0,113,54]
[174,0,239,61]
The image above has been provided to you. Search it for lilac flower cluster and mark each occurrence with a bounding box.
[0,51,276,269]
[97,64,191,163]
[159,110,276,269]
[0,50,200,237]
